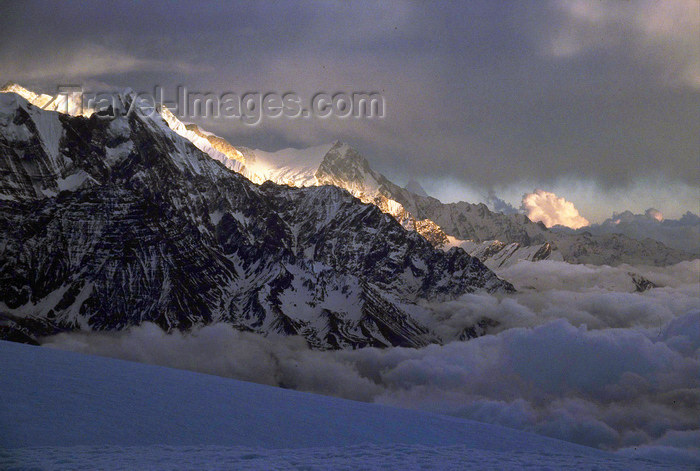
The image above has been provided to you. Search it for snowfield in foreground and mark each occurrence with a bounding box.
[0,341,692,470]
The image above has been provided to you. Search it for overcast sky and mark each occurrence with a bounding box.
[2,0,698,221]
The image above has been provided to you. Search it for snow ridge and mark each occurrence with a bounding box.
[1,340,689,470]
[0,87,511,349]
[4,83,692,268]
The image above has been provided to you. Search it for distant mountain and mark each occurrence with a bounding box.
[229,142,547,247]
[190,137,692,268]
[450,240,563,270]
[553,210,700,256]
[235,141,453,248]
[0,85,512,348]
[449,231,694,270]
[404,179,429,197]
[4,82,693,273]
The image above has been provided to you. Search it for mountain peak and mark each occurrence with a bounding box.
[1,81,26,93]
[404,179,429,197]
[0,83,124,117]
[1,82,55,110]
[0,96,512,348]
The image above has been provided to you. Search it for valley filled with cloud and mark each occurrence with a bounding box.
[43,260,700,462]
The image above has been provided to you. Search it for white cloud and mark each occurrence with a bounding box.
[644,208,664,222]
[423,260,700,338]
[521,189,590,229]
[493,178,700,224]
[40,260,700,457]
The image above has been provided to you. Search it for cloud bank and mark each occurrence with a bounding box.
[521,189,590,229]
[554,210,700,255]
[42,260,700,463]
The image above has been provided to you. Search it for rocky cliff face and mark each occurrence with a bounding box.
[10,83,687,268]
[242,141,452,248]
[0,89,512,348]
[233,139,693,267]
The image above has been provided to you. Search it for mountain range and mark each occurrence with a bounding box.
[157,106,694,270]
[0,83,694,348]
[0,84,511,348]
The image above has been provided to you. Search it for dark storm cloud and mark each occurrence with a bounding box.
[1,1,698,194]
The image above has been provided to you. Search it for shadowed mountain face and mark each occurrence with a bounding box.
[5,83,692,271]
[307,145,695,267]
[284,145,696,267]
[0,91,512,349]
[162,124,693,268]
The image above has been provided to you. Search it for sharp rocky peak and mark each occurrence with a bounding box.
[4,85,687,269]
[405,179,429,197]
[0,89,513,349]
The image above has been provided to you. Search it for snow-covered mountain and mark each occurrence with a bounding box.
[553,210,700,256]
[0,86,512,348]
[405,178,429,197]
[45,91,700,267]
[0,82,94,117]
[141,105,696,268]
[448,239,563,270]
[449,232,694,270]
[202,139,693,268]
[10,83,689,269]
[236,140,452,247]
[4,340,689,470]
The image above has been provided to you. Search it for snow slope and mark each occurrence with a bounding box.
[0,341,689,470]
[243,143,336,187]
